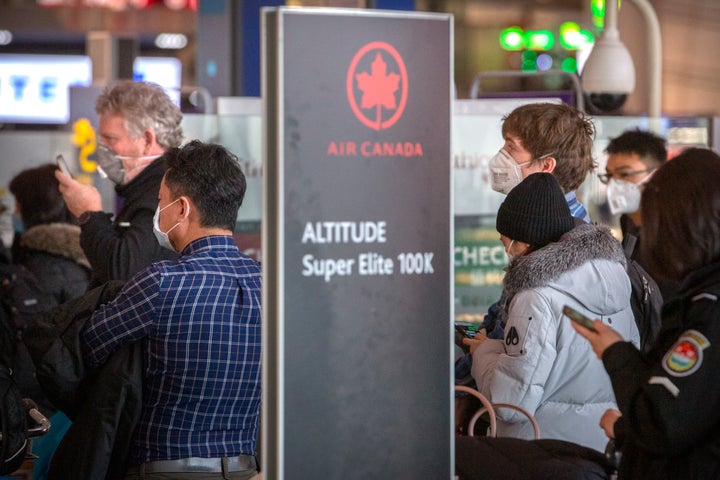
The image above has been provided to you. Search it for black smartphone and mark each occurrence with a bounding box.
[562,305,597,332]
[455,323,477,339]
[56,154,72,177]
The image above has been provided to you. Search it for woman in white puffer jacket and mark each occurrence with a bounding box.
[470,172,640,452]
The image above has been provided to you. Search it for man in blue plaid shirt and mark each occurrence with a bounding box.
[81,140,261,479]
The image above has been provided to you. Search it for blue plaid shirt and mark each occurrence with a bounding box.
[81,235,262,464]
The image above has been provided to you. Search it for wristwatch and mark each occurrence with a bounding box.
[78,211,104,226]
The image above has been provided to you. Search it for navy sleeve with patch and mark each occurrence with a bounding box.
[603,296,720,455]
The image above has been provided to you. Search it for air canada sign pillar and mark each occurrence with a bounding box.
[263,8,453,479]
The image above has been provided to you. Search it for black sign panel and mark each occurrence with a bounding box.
[263,8,452,479]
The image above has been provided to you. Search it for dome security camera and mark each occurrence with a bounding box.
[585,93,629,113]
[581,0,636,114]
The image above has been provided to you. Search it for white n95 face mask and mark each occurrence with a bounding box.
[607,179,640,215]
[606,171,654,215]
[489,150,531,194]
[153,199,182,251]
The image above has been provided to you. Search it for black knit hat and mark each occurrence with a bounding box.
[496,172,575,249]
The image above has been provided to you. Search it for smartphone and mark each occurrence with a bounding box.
[455,323,477,339]
[56,154,72,177]
[562,305,597,332]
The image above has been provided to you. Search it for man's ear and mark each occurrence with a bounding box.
[179,196,192,219]
[142,129,157,154]
[539,156,557,173]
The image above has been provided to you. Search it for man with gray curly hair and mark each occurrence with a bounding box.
[57,80,183,287]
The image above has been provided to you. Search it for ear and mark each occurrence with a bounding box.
[179,196,192,219]
[539,156,556,173]
[142,129,157,154]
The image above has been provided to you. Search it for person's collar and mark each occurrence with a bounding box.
[122,153,163,184]
[179,234,236,256]
[116,154,166,193]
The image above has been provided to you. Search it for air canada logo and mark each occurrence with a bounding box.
[346,41,408,131]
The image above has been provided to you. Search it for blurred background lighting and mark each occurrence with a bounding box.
[561,56,578,73]
[0,30,12,46]
[526,29,554,51]
[499,26,525,51]
[560,21,594,50]
[536,53,553,71]
[154,33,188,49]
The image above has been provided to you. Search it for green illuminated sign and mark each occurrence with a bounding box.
[559,22,594,50]
[592,0,605,29]
[499,26,525,50]
[526,30,554,50]
[499,24,594,52]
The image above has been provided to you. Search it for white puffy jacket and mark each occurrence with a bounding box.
[471,223,640,452]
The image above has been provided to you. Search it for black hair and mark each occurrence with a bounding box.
[9,163,72,229]
[605,129,667,167]
[640,147,720,282]
[163,140,247,231]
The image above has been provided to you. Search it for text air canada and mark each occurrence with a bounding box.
[327,141,423,157]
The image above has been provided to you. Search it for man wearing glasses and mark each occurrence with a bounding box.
[601,129,667,223]
[601,128,676,301]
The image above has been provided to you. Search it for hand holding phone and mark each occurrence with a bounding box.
[562,305,597,332]
[455,323,477,339]
[56,154,72,178]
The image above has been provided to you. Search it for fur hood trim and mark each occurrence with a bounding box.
[503,223,625,298]
[20,223,91,269]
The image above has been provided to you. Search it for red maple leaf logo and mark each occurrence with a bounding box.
[356,53,400,129]
[346,42,408,131]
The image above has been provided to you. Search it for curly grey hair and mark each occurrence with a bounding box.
[95,80,183,149]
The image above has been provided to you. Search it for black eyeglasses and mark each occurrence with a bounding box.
[597,168,655,184]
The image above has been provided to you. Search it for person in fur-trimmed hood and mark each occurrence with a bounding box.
[10,163,91,303]
[468,172,640,452]
[8,163,92,480]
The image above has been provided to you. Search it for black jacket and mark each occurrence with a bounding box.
[603,260,720,479]
[8,223,90,415]
[620,214,678,302]
[24,281,142,480]
[455,435,613,480]
[13,223,91,304]
[80,155,177,289]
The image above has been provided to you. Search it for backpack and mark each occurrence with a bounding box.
[623,234,664,353]
[0,301,28,475]
[0,263,58,333]
[0,263,58,475]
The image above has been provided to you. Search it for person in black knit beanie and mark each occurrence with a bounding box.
[495,172,576,253]
[462,172,639,452]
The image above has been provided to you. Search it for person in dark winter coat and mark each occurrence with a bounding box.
[8,162,93,480]
[23,280,134,480]
[10,163,91,303]
[55,80,182,288]
[573,148,720,479]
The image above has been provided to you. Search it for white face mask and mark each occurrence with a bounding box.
[153,198,182,251]
[606,172,654,215]
[489,150,531,194]
[505,239,527,263]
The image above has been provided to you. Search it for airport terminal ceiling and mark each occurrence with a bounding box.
[0,0,589,97]
[2,0,720,115]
